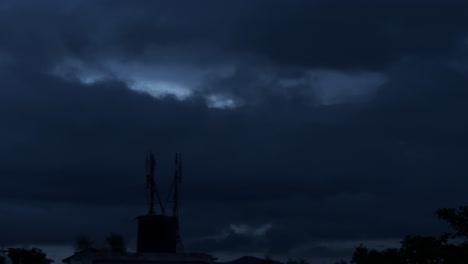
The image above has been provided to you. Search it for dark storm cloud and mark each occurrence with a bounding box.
[2,0,468,70]
[76,0,468,70]
[1,0,468,263]
[2,58,466,256]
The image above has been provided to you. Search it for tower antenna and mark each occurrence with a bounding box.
[146,152,165,215]
[138,152,186,254]
[173,152,181,218]
[174,152,184,253]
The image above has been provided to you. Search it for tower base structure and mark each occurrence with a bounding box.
[137,214,178,254]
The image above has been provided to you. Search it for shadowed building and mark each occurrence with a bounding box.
[62,153,215,264]
[137,214,178,253]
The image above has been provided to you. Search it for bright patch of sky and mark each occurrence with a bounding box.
[51,57,238,108]
[206,95,238,109]
[51,57,386,108]
[308,70,387,105]
[50,57,110,84]
[130,80,192,99]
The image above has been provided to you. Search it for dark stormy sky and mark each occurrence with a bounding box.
[1,1,468,263]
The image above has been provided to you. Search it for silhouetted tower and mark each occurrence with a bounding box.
[173,153,184,253]
[146,152,164,215]
[137,152,184,254]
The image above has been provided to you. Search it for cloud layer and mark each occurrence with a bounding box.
[1,1,468,263]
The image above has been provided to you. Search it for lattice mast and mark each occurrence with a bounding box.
[174,152,184,253]
[146,152,164,215]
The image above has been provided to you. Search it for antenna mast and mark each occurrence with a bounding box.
[138,152,186,254]
[174,152,184,252]
[146,152,164,215]
[173,153,181,218]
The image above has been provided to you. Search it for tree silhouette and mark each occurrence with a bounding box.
[378,248,403,264]
[105,233,126,253]
[436,206,468,239]
[350,244,370,264]
[286,259,308,264]
[400,235,445,264]
[334,260,348,264]
[7,248,53,264]
[75,236,95,252]
[262,255,273,264]
[343,206,468,264]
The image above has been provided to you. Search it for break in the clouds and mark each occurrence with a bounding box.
[1,1,468,263]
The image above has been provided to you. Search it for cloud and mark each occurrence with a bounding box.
[2,57,467,261]
[1,1,468,263]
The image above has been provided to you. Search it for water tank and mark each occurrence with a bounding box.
[137,214,178,253]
